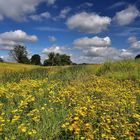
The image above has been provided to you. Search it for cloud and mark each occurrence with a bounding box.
[0,0,56,21]
[114,5,139,26]
[74,36,116,58]
[0,39,18,50]
[108,1,126,9]
[0,14,3,20]
[128,36,140,49]
[47,0,56,5]
[30,11,50,21]
[59,7,71,19]
[83,47,119,57]
[42,45,67,54]
[74,36,111,48]
[48,36,57,42]
[78,2,93,9]
[72,54,119,64]
[0,30,38,50]
[116,27,140,36]
[66,12,111,33]
[36,27,68,32]
[0,55,15,62]
[78,47,134,63]
[128,36,137,43]
[119,49,133,58]
[73,36,135,63]
[0,30,37,42]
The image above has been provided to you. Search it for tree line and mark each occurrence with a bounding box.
[1,45,140,65]
[0,45,75,66]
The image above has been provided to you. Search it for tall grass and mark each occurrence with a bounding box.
[96,59,140,80]
[0,64,91,84]
[0,62,40,73]
[0,68,49,83]
[51,65,88,82]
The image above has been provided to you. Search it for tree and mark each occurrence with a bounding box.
[54,53,61,66]
[10,45,30,64]
[31,54,41,65]
[43,59,52,66]
[0,58,4,62]
[48,52,56,66]
[44,52,60,66]
[135,54,140,60]
[43,52,73,66]
[60,54,72,65]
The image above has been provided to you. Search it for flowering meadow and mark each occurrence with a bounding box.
[0,60,140,140]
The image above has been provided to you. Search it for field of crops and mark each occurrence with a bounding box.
[0,60,140,140]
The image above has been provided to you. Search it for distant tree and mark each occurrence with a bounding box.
[48,52,56,66]
[135,54,140,60]
[43,59,52,66]
[72,63,77,65]
[43,52,73,66]
[10,45,30,64]
[60,54,72,65]
[79,63,88,65]
[54,53,61,65]
[31,54,41,65]
[45,52,61,66]
[0,58,4,62]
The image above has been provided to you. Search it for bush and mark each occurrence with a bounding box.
[135,54,140,60]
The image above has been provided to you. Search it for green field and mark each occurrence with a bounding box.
[0,60,140,139]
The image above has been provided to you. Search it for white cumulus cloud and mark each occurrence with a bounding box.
[128,36,140,49]
[83,47,118,57]
[0,0,56,21]
[114,5,139,26]
[0,30,37,42]
[73,36,135,62]
[119,49,133,58]
[66,12,111,33]
[74,36,116,58]
[0,30,38,50]
[42,45,66,54]
[74,36,111,48]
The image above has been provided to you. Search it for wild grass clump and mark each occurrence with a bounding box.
[96,61,112,76]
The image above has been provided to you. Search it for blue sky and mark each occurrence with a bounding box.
[0,0,140,63]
